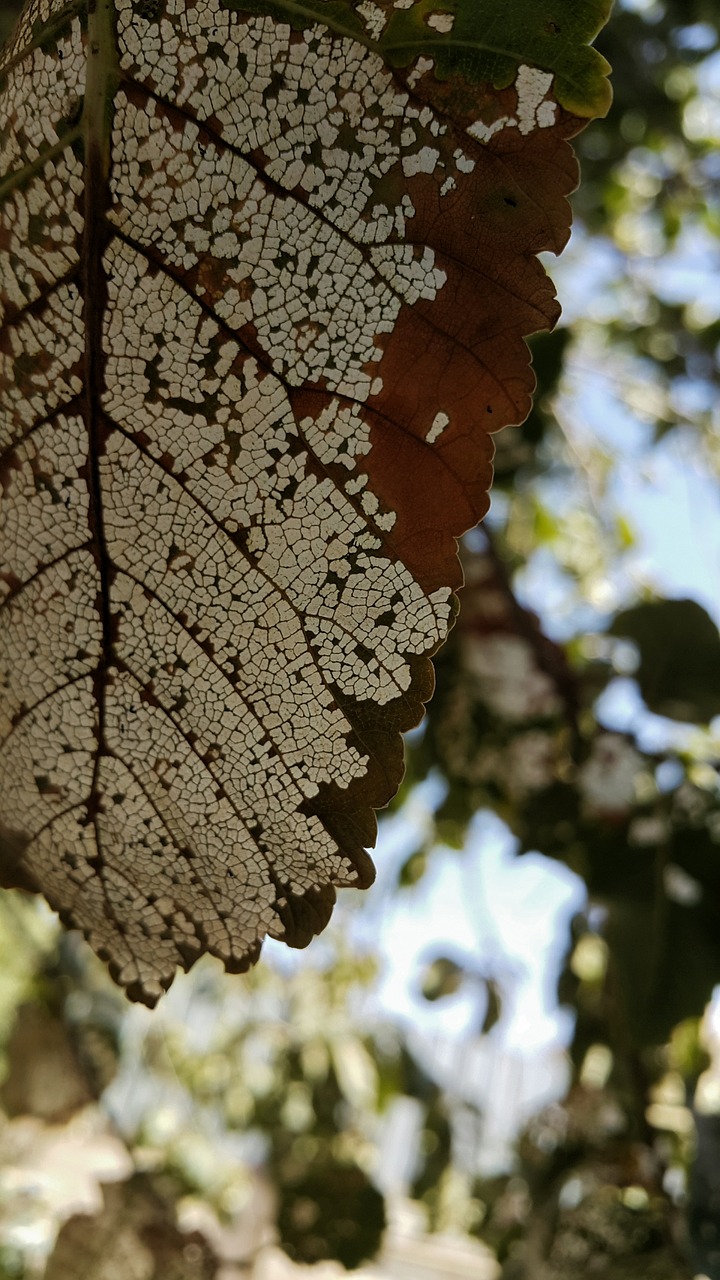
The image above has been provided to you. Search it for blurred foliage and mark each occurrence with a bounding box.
[276,1162,385,1270]
[610,598,720,722]
[2,0,720,1277]
[402,0,720,1273]
[44,1176,218,1280]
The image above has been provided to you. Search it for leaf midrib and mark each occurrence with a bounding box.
[81,0,121,821]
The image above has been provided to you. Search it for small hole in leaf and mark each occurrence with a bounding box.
[504,195,518,208]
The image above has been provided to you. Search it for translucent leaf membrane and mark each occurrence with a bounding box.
[0,0,610,1002]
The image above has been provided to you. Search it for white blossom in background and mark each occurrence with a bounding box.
[663,863,703,907]
[463,634,562,722]
[628,814,670,846]
[498,731,559,799]
[578,733,645,815]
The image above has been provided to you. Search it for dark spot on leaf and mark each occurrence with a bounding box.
[58,95,84,136]
[132,0,162,20]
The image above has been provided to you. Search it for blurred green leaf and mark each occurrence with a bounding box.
[276,1160,386,1271]
[420,956,465,1002]
[606,897,720,1048]
[610,598,720,723]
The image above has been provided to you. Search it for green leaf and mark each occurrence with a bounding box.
[610,598,720,724]
[382,0,613,118]
[232,0,614,118]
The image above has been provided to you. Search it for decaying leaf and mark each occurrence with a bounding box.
[0,0,611,1001]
